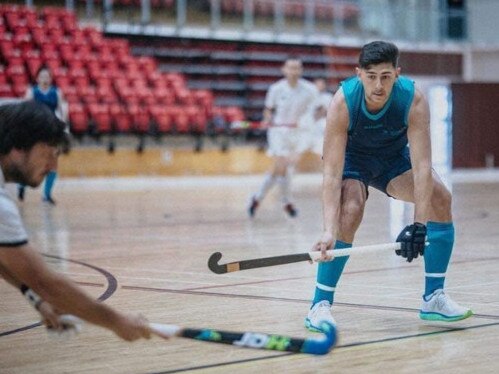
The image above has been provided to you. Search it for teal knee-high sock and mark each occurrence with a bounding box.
[312,240,352,306]
[424,221,454,298]
[44,171,57,199]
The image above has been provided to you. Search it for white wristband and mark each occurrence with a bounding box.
[20,284,43,310]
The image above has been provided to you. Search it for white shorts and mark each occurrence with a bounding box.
[266,127,303,158]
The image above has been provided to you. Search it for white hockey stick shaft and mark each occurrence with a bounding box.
[308,242,402,262]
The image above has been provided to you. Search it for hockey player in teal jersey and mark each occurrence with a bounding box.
[305,41,472,333]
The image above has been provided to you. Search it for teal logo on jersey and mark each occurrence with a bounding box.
[364,123,383,129]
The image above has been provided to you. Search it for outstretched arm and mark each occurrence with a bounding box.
[0,245,151,341]
[24,87,34,100]
[0,262,64,329]
[56,89,69,123]
[262,107,273,127]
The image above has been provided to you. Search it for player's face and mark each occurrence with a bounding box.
[37,70,52,88]
[282,60,303,82]
[357,63,400,109]
[12,143,59,187]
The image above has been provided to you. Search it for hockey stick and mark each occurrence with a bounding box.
[150,321,336,355]
[52,315,336,355]
[208,242,401,274]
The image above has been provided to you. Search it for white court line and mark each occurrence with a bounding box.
[62,265,294,283]
[56,174,323,192]
[101,264,308,281]
[53,169,499,193]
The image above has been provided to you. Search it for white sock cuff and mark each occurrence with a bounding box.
[316,283,335,292]
[425,272,446,278]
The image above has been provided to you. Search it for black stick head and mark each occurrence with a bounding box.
[207,252,227,274]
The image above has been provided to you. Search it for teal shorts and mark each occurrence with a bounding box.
[343,147,412,196]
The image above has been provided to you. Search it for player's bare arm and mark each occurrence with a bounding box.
[407,88,433,224]
[0,260,64,330]
[0,244,152,341]
[316,88,349,260]
[56,89,69,123]
[24,87,34,100]
[262,107,273,126]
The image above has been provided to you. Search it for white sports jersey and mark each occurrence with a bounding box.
[301,90,333,130]
[0,168,28,246]
[265,78,318,126]
[317,91,333,114]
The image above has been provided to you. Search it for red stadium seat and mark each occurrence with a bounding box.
[184,105,207,133]
[128,104,151,133]
[0,83,14,98]
[61,85,78,103]
[80,86,98,104]
[153,87,175,106]
[12,82,27,97]
[68,103,89,134]
[97,86,118,104]
[176,89,195,106]
[88,103,112,133]
[193,89,214,112]
[150,105,173,134]
[109,103,132,133]
[164,106,190,134]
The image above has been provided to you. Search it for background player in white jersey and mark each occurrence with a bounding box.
[0,100,151,341]
[248,57,318,218]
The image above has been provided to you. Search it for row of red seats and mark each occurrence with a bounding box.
[0,5,77,31]
[70,103,244,135]
[70,103,207,135]
[0,4,247,137]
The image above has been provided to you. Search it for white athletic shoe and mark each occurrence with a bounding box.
[305,300,337,333]
[420,289,473,322]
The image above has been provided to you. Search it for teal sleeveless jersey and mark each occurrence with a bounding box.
[341,75,415,156]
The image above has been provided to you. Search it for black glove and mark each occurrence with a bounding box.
[396,223,426,262]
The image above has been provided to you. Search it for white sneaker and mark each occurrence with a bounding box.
[305,300,337,333]
[420,289,473,322]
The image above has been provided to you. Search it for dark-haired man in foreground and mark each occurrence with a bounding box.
[0,100,152,341]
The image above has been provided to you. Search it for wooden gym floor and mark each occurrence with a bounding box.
[1,173,498,373]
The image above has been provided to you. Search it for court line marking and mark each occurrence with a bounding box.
[121,284,499,320]
[56,170,499,191]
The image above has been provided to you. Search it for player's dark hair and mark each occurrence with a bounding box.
[36,65,51,78]
[358,41,399,69]
[0,100,67,155]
